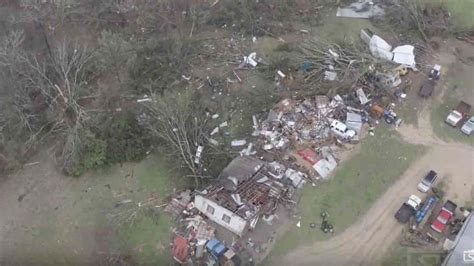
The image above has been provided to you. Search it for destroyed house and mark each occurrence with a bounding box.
[194,156,288,236]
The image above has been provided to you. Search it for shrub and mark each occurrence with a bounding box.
[101,112,150,163]
[62,128,107,177]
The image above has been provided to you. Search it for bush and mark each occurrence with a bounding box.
[101,112,150,163]
[81,133,107,172]
[62,128,107,177]
[61,111,149,176]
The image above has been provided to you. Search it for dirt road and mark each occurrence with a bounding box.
[276,121,473,266]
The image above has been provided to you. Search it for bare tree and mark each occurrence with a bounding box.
[384,0,452,41]
[0,30,97,173]
[144,89,213,185]
[97,30,135,86]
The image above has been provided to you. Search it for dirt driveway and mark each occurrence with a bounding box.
[276,114,474,266]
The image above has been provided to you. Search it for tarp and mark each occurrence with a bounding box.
[369,35,393,61]
[172,235,189,263]
[392,45,416,68]
[297,148,321,165]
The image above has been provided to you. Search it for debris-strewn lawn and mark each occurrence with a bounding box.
[266,125,425,261]
[113,156,185,265]
[21,155,181,265]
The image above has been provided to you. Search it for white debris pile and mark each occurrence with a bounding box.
[364,30,417,69]
[252,96,354,152]
[239,52,261,69]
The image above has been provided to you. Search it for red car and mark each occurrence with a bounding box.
[431,200,457,233]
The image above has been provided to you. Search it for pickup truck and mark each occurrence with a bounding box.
[418,79,436,98]
[395,195,422,223]
[431,200,457,233]
[446,101,471,127]
[418,65,441,98]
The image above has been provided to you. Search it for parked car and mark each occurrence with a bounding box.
[330,120,356,140]
[417,170,438,193]
[431,200,457,233]
[206,239,227,260]
[428,64,441,80]
[418,65,441,98]
[446,101,471,127]
[395,195,422,223]
[461,116,474,135]
[418,79,435,98]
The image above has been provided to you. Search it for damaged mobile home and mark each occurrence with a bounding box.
[194,156,299,236]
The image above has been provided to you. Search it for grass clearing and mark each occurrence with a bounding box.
[311,12,374,41]
[430,0,474,29]
[20,155,181,265]
[430,98,474,145]
[117,215,173,265]
[381,241,443,266]
[266,125,425,261]
[430,54,474,146]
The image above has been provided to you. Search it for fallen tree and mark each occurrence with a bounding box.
[298,38,374,89]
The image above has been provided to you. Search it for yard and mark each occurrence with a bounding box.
[429,48,474,146]
[381,240,443,266]
[431,0,474,29]
[265,125,425,263]
[0,154,183,265]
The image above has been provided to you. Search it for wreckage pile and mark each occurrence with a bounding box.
[167,68,413,265]
[162,19,430,264]
[166,156,303,265]
[256,96,348,148]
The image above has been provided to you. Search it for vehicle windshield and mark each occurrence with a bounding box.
[450,112,462,119]
[422,171,436,184]
[438,216,448,224]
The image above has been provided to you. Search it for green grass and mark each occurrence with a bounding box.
[266,125,425,262]
[135,155,184,196]
[21,155,181,265]
[431,0,474,29]
[429,64,474,145]
[381,242,443,266]
[112,156,183,264]
[430,98,474,145]
[311,11,374,41]
[381,244,409,266]
[118,215,173,265]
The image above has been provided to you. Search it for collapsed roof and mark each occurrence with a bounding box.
[202,156,295,221]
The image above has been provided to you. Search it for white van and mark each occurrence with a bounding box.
[330,120,356,140]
